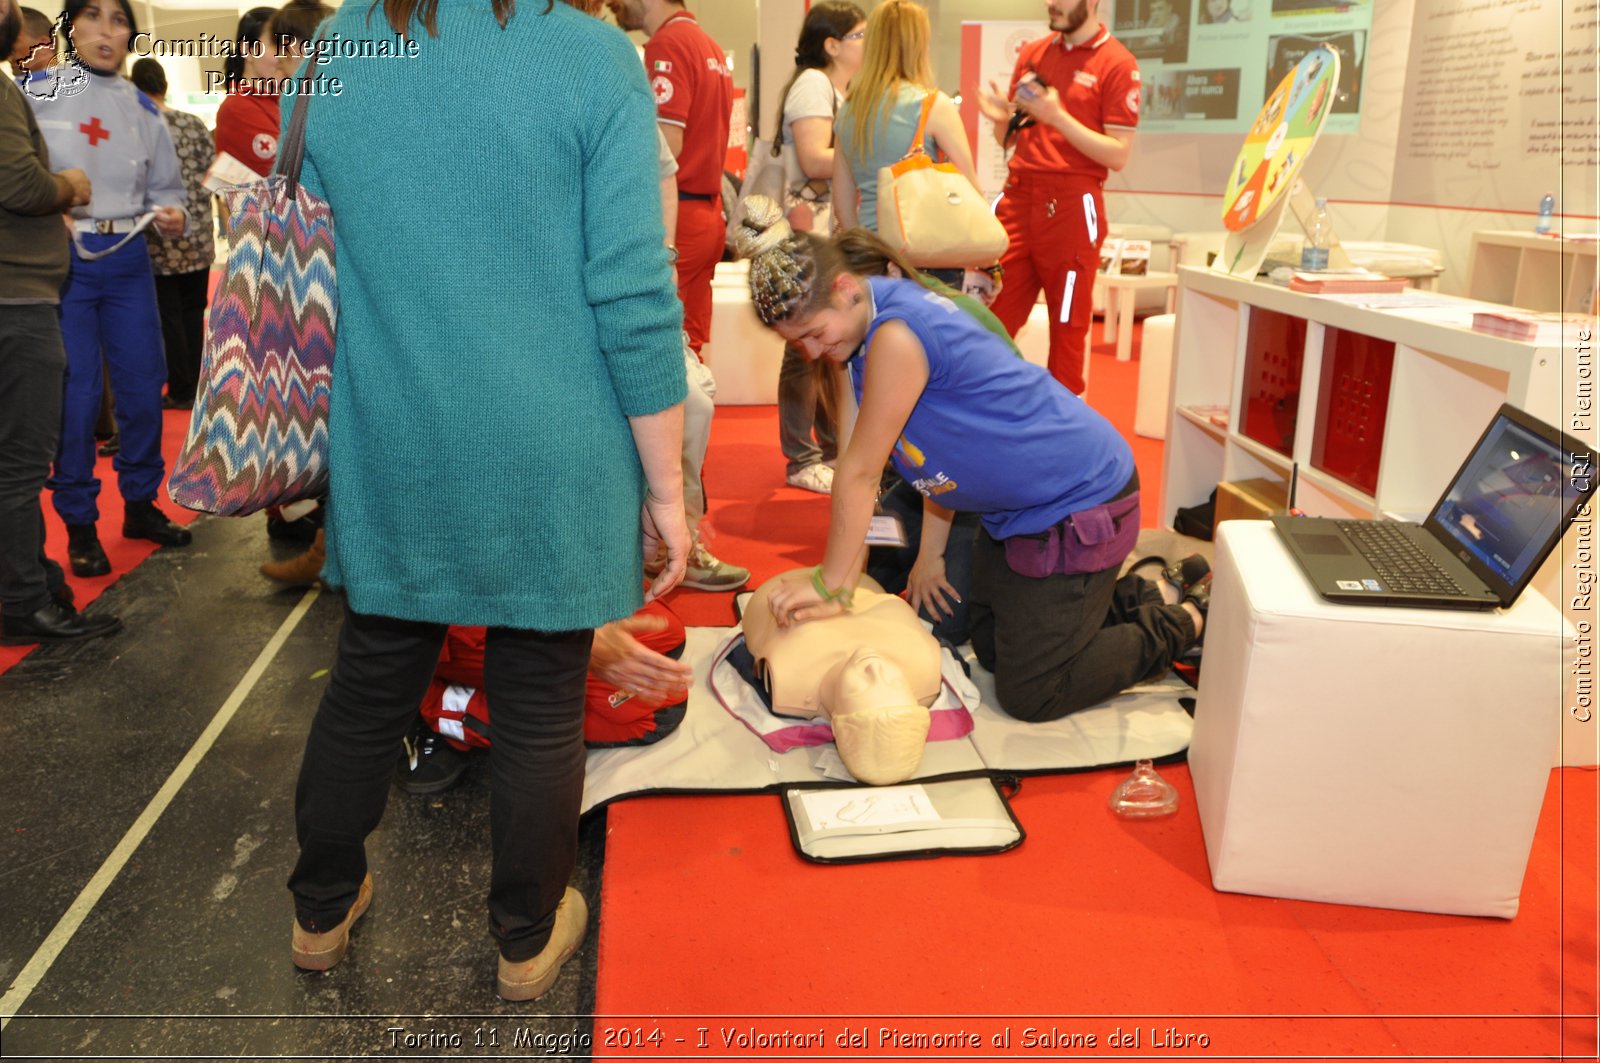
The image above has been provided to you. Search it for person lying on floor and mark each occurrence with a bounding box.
[741,569,942,785]
[398,595,693,793]
[735,196,1209,723]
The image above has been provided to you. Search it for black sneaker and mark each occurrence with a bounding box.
[1163,554,1211,596]
[396,723,470,795]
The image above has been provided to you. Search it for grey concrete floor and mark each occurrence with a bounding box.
[0,515,605,1059]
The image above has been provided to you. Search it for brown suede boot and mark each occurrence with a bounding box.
[291,872,372,971]
[261,528,325,586]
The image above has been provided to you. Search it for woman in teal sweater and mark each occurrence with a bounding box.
[283,0,688,1002]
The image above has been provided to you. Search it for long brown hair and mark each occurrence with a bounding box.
[770,1,865,141]
[841,0,935,162]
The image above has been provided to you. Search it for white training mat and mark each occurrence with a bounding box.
[580,626,1194,813]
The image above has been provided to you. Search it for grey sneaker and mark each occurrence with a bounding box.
[683,542,749,592]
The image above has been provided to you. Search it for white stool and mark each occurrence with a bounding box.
[704,274,784,405]
[1189,521,1563,918]
[1100,271,1177,362]
[1134,313,1174,440]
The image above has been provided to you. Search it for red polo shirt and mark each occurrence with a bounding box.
[214,88,280,176]
[1006,24,1140,184]
[644,10,732,196]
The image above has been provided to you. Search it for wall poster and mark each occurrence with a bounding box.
[1108,0,1374,134]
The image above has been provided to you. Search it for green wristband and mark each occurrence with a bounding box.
[811,565,854,608]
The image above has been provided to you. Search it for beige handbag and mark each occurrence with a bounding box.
[875,93,1008,269]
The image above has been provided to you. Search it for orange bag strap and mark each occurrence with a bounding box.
[907,91,938,158]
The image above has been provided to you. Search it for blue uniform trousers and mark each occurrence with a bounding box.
[49,234,168,525]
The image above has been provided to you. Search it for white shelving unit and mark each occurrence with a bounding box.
[1161,267,1572,529]
[1466,230,1598,315]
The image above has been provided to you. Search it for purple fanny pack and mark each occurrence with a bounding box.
[1002,490,1142,579]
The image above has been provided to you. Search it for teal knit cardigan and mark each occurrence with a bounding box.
[289,0,686,629]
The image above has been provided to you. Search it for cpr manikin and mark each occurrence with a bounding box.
[742,573,941,785]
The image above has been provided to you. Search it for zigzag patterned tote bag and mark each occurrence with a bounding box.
[168,88,335,516]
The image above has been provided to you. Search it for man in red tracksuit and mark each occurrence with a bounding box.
[976,0,1140,396]
[610,0,732,355]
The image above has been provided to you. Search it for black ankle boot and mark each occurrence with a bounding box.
[122,500,193,547]
[66,523,111,577]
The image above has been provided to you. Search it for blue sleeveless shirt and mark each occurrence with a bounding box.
[849,277,1134,539]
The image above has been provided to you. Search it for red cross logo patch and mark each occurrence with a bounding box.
[252,133,277,160]
[79,116,109,146]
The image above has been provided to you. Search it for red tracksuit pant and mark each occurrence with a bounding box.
[988,173,1107,395]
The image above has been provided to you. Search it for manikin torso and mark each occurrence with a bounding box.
[742,576,942,719]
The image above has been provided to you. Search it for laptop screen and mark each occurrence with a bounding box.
[1429,411,1584,591]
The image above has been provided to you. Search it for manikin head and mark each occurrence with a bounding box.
[820,647,931,785]
[742,573,941,786]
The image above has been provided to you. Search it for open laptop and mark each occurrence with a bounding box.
[1272,404,1595,610]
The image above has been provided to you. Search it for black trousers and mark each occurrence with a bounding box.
[154,268,209,404]
[969,530,1197,723]
[289,604,593,961]
[0,306,69,617]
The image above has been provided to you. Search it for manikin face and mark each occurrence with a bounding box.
[772,275,872,364]
[826,646,930,785]
[831,648,918,718]
[69,1,130,73]
[605,0,646,32]
[1047,0,1092,35]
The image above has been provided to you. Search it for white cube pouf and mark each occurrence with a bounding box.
[1134,313,1174,439]
[704,263,784,405]
[1189,521,1562,918]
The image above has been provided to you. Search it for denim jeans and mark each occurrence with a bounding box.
[866,477,978,644]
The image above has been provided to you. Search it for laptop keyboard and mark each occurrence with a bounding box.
[1334,521,1469,596]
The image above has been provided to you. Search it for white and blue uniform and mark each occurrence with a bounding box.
[26,66,187,525]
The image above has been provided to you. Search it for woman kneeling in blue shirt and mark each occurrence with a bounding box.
[735,197,1207,721]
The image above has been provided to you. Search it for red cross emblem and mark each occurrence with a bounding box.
[79,116,110,146]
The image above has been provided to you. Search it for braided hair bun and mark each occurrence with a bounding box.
[737,195,827,326]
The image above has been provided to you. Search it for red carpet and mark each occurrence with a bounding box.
[595,335,1599,1061]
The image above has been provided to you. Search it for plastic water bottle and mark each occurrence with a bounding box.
[1536,193,1555,234]
[1300,198,1331,271]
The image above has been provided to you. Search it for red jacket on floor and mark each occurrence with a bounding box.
[421,598,688,750]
